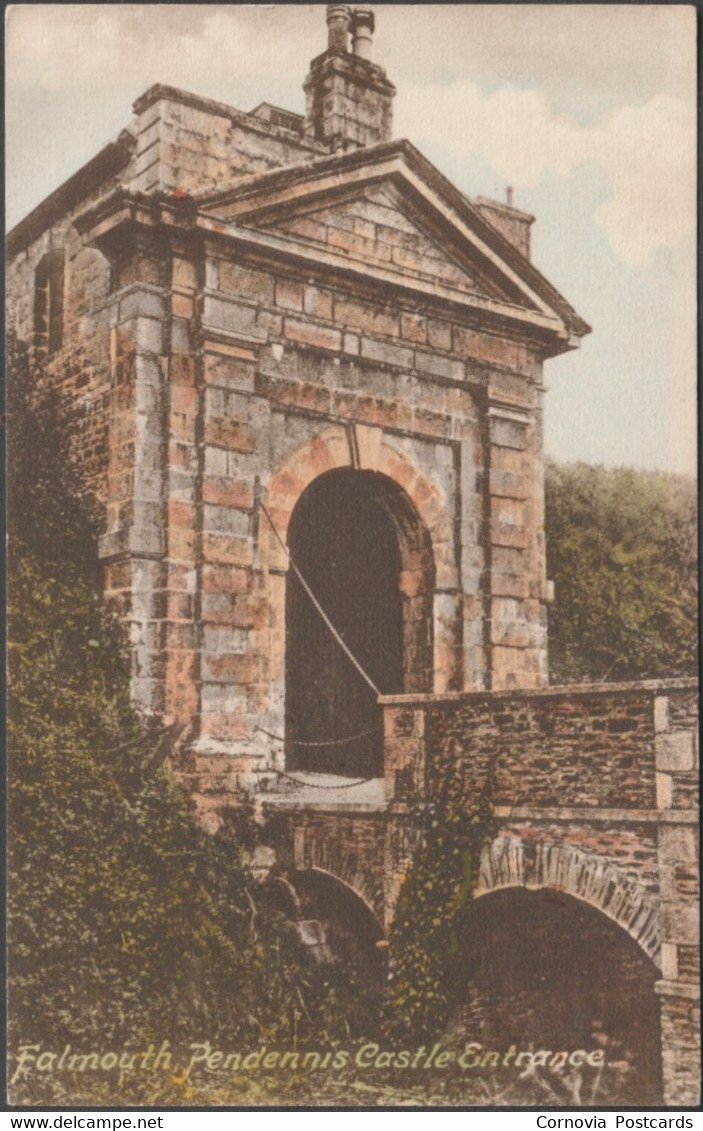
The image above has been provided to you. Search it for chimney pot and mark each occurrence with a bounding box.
[326,5,351,54]
[351,7,375,59]
[305,6,395,148]
[506,186,514,208]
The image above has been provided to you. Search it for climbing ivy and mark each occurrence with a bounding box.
[383,784,496,1041]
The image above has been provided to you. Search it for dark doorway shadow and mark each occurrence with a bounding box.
[285,467,433,777]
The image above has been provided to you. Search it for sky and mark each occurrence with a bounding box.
[5,4,697,476]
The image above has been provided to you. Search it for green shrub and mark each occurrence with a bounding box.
[545,459,697,684]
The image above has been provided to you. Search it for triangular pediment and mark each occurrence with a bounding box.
[257,185,510,304]
[198,141,590,345]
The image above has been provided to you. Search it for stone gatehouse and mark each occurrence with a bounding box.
[7,6,699,1105]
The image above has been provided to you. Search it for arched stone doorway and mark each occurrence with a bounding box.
[456,888,662,1105]
[285,467,434,777]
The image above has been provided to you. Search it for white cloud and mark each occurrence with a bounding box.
[397,81,695,266]
[5,6,311,97]
[7,6,695,267]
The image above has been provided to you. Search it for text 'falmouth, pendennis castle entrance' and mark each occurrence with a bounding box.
[6,4,699,1106]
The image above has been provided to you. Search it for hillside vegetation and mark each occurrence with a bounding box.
[545,458,697,685]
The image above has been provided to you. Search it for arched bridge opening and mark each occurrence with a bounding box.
[293,867,386,997]
[454,887,662,1105]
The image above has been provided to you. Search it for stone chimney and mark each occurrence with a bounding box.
[475,194,535,260]
[303,5,396,151]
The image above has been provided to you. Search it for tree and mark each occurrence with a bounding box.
[545,459,698,684]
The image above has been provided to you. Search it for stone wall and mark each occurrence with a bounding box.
[6,179,127,513]
[130,86,327,197]
[5,84,329,510]
[653,686,700,1103]
[382,679,696,809]
[258,678,698,1102]
[381,677,700,1104]
[45,172,549,791]
[7,80,555,778]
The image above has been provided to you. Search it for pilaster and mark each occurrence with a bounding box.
[485,370,548,690]
[100,233,170,714]
[654,689,701,1104]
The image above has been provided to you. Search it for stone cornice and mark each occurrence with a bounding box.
[199,217,574,353]
[198,139,590,340]
[73,182,583,356]
[72,186,577,355]
[72,188,199,244]
[6,131,136,257]
[378,677,698,705]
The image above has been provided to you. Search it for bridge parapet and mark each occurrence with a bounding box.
[381,677,697,811]
[380,676,699,1105]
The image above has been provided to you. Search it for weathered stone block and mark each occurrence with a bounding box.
[660,900,700,944]
[276,277,305,311]
[489,468,528,499]
[119,287,166,322]
[203,625,249,654]
[660,942,679,980]
[220,262,275,304]
[490,416,530,451]
[414,349,464,381]
[427,318,451,351]
[202,295,263,338]
[135,316,164,354]
[657,731,695,772]
[304,285,334,319]
[659,824,698,865]
[342,331,359,355]
[334,296,398,338]
[360,336,413,370]
[202,564,250,594]
[202,651,259,684]
[202,532,254,567]
[488,370,535,409]
[202,503,250,537]
[656,772,673,810]
[284,318,341,351]
[203,477,255,510]
[490,519,529,549]
[204,418,257,452]
[400,311,426,344]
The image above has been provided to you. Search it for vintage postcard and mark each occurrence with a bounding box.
[5,3,698,1111]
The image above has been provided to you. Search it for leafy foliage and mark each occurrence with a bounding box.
[545,459,698,684]
[6,334,350,1058]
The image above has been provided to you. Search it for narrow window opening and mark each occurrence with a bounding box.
[33,249,65,356]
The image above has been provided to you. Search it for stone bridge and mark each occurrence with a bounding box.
[261,677,699,1105]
